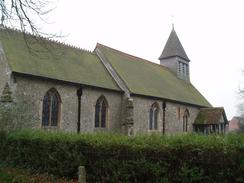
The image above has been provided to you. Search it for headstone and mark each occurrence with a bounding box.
[78,166,86,183]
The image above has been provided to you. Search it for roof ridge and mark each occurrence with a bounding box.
[0,26,94,54]
[96,43,171,71]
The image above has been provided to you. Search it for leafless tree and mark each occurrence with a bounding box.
[0,0,64,55]
[0,0,56,35]
[238,70,244,118]
[238,92,244,117]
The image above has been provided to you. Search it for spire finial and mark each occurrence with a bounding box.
[171,15,174,30]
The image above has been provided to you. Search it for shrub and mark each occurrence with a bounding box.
[0,130,244,182]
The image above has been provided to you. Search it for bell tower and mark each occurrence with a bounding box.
[159,28,190,82]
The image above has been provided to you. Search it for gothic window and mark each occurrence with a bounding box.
[183,109,190,132]
[149,103,159,130]
[42,88,61,127]
[95,96,108,128]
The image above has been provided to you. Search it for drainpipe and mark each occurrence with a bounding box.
[162,101,166,135]
[77,88,83,133]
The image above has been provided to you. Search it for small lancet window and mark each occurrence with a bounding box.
[183,109,190,132]
[149,103,159,130]
[42,88,61,127]
[95,96,108,128]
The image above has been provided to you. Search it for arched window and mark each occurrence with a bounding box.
[95,96,108,128]
[183,109,190,132]
[149,103,159,130]
[42,88,61,127]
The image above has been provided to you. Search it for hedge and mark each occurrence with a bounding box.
[0,130,244,182]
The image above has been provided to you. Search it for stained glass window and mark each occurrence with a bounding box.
[149,103,159,130]
[154,108,158,129]
[42,88,61,127]
[95,100,100,128]
[51,94,59,126]
[101,101,106,128]
[95,96,108,128]
[42,94,50,126]
[183,109,190,132]
[149,108,153,130]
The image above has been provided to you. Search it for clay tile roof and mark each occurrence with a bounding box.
[159,28,190,61]
[194,107,228,125]
[96,43,211,107]
[0,28,120,91]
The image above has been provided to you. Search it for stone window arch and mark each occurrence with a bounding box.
[95,95,108,128]
[183,109,190,132]
[149,102,159,130]
[42,88,61,127]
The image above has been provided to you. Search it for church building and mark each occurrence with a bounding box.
[0,27,228,135]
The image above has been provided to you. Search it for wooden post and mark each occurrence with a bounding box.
[78,166,86,183]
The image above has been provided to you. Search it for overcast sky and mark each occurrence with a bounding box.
[43,0,244,119]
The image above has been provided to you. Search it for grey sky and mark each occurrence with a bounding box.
[43,0,244,119]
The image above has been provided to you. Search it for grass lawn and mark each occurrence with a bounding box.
[0,168,78,183]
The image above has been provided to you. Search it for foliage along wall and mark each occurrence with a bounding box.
[0,130,243,183]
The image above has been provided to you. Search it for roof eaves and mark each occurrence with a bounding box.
[159,55,190,62]
[12,71,123,92]
[130,92,210,108]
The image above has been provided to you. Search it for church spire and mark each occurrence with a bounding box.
[159,28,190,62]
[159,28,191,82]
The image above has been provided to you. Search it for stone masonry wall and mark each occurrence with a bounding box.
[79,87,123,133]
[132,95,199,135]
[13,75,123,132]
[0,42,11,95]
[10,74,200,134]
[165,101,199,134]
[132,96,164,134]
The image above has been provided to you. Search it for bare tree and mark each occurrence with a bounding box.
[0,0,64,55]
[238,92,244,117]
[0,0,55,36]
[238,70,244,118]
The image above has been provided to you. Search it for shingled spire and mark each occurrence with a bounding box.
[159,28,190,61]
[159,28,191,82]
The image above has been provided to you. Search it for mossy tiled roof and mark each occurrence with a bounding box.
[97,43,211,107]
[0,28,212,107]
[194,108,228,124]
[0,29,120,91]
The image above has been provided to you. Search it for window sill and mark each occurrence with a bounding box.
[148,129,161,134]
[94,127,108,132]
[41,126,60,131]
